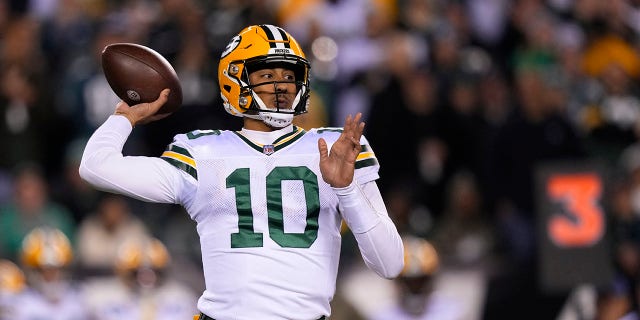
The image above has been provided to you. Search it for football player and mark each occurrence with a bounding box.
[369,236,465,320]
[0,259,26,320]
[80,24,404,320]
[83,237,197,320]
[12,227,89,320]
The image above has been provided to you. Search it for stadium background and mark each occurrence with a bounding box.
[1,0,640,319]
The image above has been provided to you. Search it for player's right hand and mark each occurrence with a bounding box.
[114,88,171,126]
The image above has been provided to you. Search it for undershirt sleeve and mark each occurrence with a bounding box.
[334,180,404,279]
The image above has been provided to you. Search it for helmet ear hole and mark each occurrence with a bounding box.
[229,64,239,75]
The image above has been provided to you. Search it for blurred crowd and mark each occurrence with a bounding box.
[1,0,640,319]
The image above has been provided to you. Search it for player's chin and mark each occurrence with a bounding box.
[272,101,293,111]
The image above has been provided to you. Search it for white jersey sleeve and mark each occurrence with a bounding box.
[79,115,191,203]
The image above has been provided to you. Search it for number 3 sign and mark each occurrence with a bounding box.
[547,173,604,247]
[536,161,613,293]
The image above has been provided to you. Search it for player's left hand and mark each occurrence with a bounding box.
[318,113,365,188]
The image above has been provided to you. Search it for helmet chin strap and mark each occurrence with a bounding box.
[260,112,294,128]
[250,89,305,128]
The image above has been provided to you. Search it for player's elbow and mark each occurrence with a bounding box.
[380,252,405,279]
[365,244,405,279]
[78,158,96,184]
[78,152,109,186]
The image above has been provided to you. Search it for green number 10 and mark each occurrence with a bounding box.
[226,166,320,248]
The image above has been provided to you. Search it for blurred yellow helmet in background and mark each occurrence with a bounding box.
[115,238,170,272]
[20,227,73,269]
[401,236,439,278]
[0,259,26,293]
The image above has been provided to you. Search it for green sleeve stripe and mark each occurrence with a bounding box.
[186,130,221,139]
[316,127,343,133]
[167,145,193,158]
[355,158,378,169]
[162,157,198,180]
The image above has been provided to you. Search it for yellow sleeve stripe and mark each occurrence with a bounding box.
[161,151,196,168]
[356,151,375,161]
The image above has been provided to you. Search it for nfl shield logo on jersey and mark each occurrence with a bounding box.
[263,145,275,155]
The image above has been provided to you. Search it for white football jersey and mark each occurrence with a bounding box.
[84,278,198,320]
[10,287,89,320]
[159,126,380,319]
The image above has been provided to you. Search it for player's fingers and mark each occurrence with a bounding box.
[318,138,328,159]
[148,88,171,111]
[353,112,362,125]
[354,121,365,142]
[342,114,355,139]
[353,113,364,137]
[344,114,353,130]
[343,113,363,145]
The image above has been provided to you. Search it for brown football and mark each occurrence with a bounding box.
[101,43,182,114]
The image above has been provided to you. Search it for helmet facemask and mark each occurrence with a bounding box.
[238,58,310,128]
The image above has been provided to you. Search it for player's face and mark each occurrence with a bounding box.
[248,68,297,110]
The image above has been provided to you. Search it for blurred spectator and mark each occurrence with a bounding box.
[438,70,490,188]
[83,237,198,320]
[305,0,403,126]
[75,192,150,276]
[71,14,132,136]
[486,65,587,319]
[12,227,89,319]
[431,170,496,270]
[491,66,587,220]
[38,0,95,84]
[0,16,71,176]
[0,164,76,261]
[365,34,438,206]
[582,32,640,81]
[580,62,640,165]
[50,137,101,223]
[205,0,277,56]
[0,64,48,170]
[383,180,433,238]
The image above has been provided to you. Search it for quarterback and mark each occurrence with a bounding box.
[80,24,404,320]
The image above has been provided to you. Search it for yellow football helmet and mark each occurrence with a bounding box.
[115,238,170,272]
[218,24,311,127]
[401,236,439,278]
[20,227,73,269]
[0,259,26,293]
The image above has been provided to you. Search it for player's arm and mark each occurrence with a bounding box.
[318,113,404,279]
[79,91,185,203]
[334,179,404,279]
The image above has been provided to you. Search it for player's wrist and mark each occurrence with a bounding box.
[332,181,356,195]
[113,111,136,127]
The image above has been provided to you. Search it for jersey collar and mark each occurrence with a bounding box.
[234,126,306,155]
